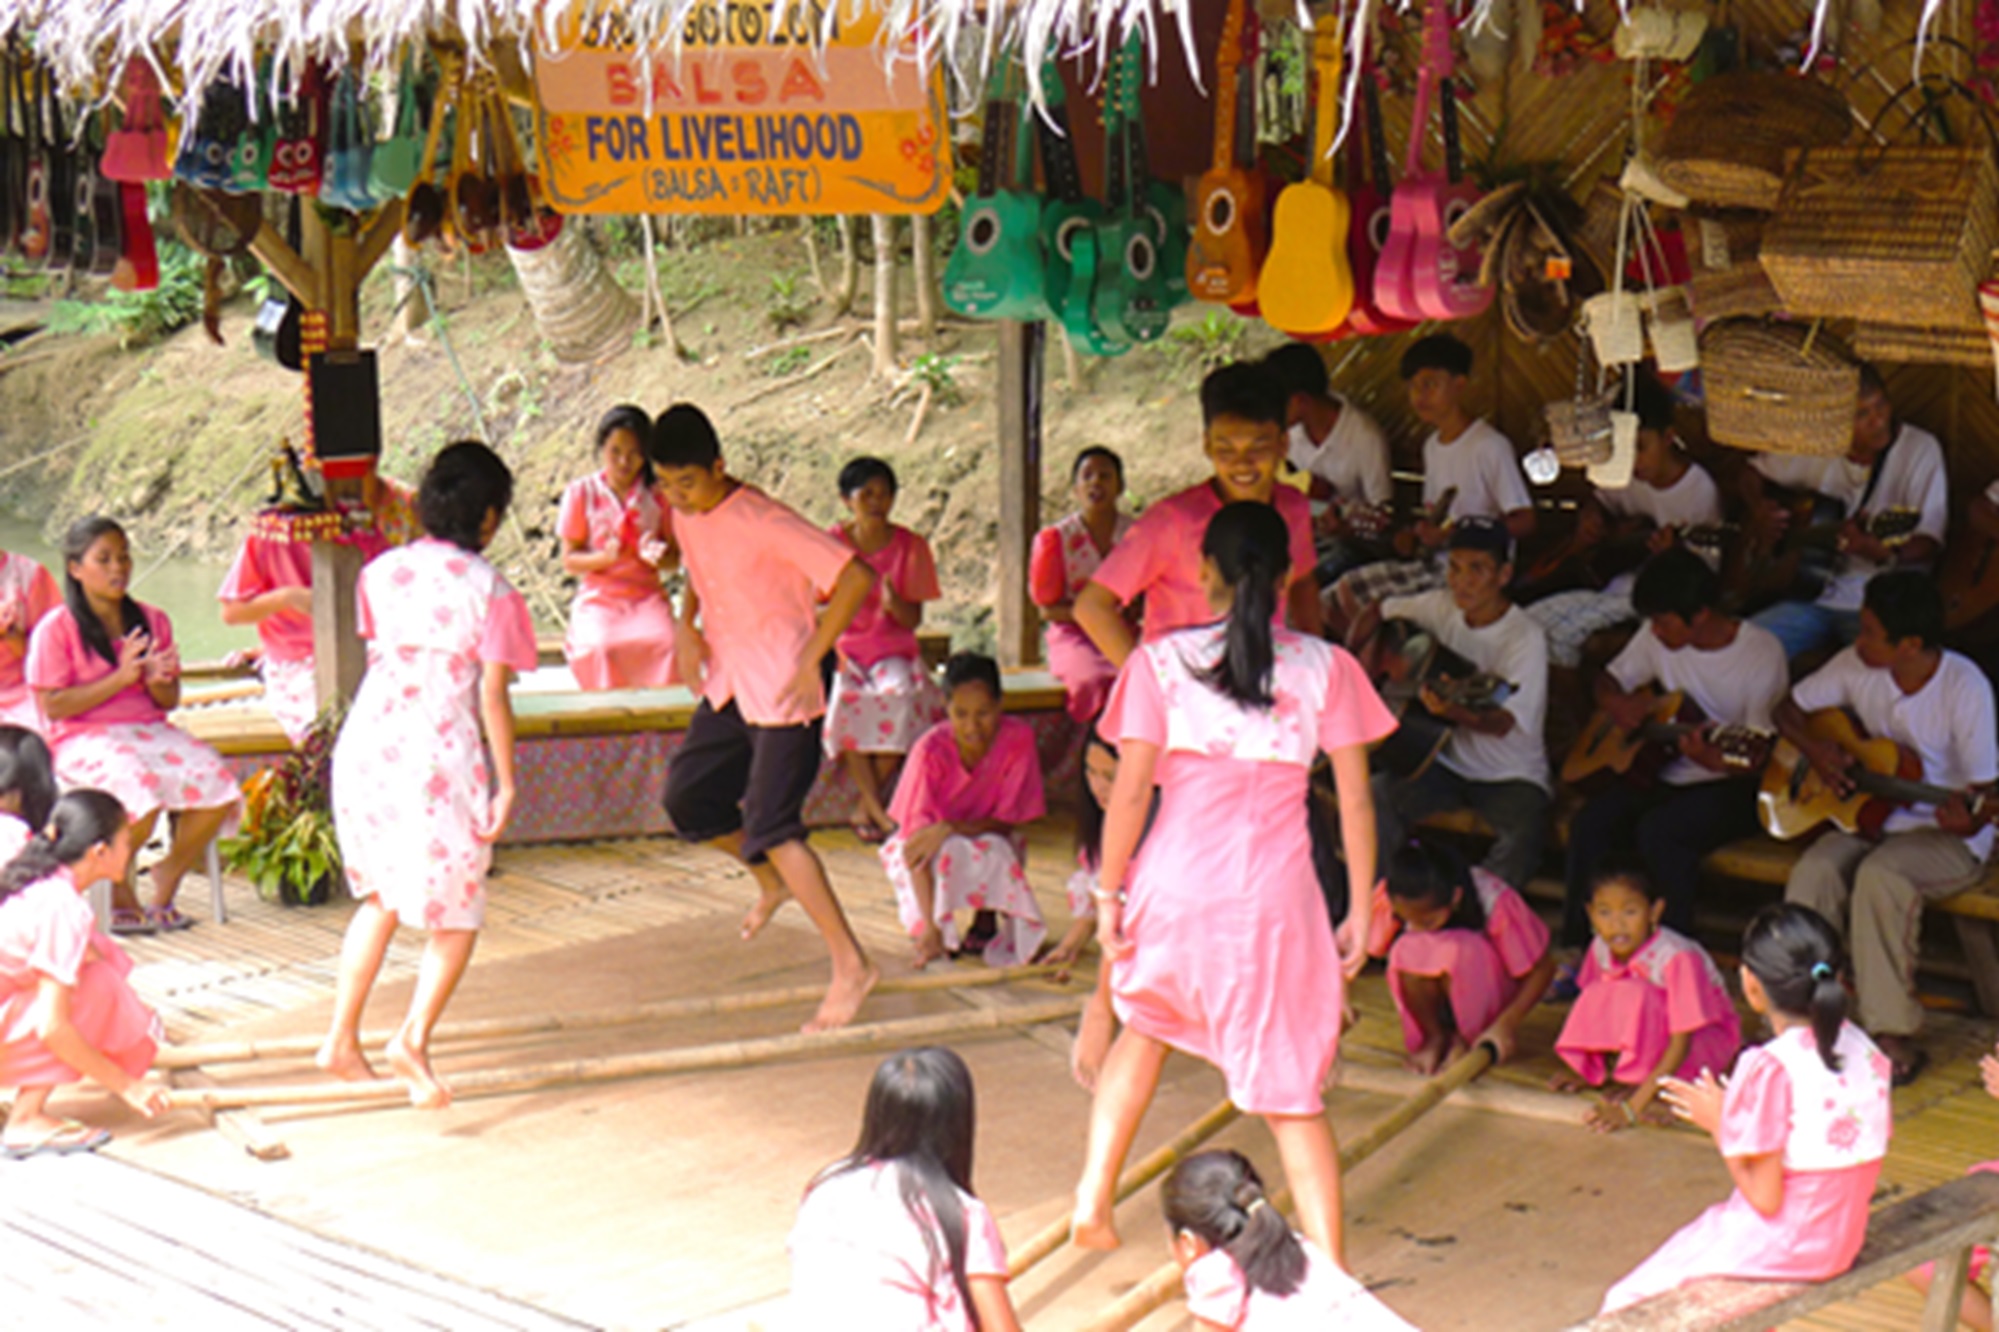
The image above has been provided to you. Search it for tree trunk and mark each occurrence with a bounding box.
[833,216,858,315]
[506,221,639,364]
[871,214,899,380]
[911,213,938,343]
[390,236,431,340]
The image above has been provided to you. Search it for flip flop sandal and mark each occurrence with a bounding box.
[4,1120,111,1158]
[148,904,195,932]
[108,907,156,936]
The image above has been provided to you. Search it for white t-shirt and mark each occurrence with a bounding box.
[1421,419,1531,523]
[1382,588,1550,791]
[1751,424,1949,610]
[1606,619,1788,786]
[1287,395,1392,509]
[1791,647,1998,858]
[1596,460,1726,592]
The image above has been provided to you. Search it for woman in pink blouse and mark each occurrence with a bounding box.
[559,405,678,691]
[0,543,58,734]
[1030,447,1132,724]
[27,518,242,935]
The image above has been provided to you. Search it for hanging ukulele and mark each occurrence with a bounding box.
[1187,0,1267,308]
[17,60,48,262]
[1257,11,1355,338]
[1091,34,1172,347]
[1344,53,1416,336]
[1034,63,1121,356]
[1381,0,1491,322]
[943,59,1047,320]
[43,73,75,274]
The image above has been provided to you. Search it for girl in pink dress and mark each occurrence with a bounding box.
[789,1046,1022,1332]
[316,443,539,1111]
[1047,726,1119,969]
[881,653,1045,969]
[1031,448,1134,724]
[1075,502,1395,1265]
[1554,868,1743,1134]
[825,457,943,842]
[1602,903,1892,1313]
[0,789,170,1156]
[28,517,242,935]
[1163,1150,1419,1332]
[559,404,679,691]
[1369,836,1555,1076]
[0,546,58,733]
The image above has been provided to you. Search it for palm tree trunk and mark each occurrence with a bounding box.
[506,222,639,364]
[871,214,899,379]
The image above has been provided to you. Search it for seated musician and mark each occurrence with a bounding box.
[1740,363,1946,660]
[1522,371,1725,671]
[1559,547,1786,952]
[1357,519,1551,892]
[1326,335,1536,641]
[1261,342,1392,587]
[1777,571,1996,1086]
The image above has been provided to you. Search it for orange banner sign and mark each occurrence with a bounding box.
[534,1,949,215]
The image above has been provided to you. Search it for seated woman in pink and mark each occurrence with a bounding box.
[28,517,241,935]
[1031,447,1132,724]
[0,789,170,1156]
[1555,866,1743,1132]
[0,543,58,733]
[825,456,942,842]
[881,652,1045,969]
[1602,904,1891,1313]
[559,404,678,691]
[1369,835,1555,1076]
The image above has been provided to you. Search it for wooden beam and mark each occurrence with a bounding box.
[996,320,1044,668]
[356,201,407,281]
[247,221,315,305]
[310,537,365,716]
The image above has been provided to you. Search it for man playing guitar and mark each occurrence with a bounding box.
[1262,342,1393,587]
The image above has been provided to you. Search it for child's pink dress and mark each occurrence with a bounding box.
[1601,1021,1892,1312]
[0,867,160,1089]
[881,715,1047,966]
[330,539,538,930]
[823,524,943,760]
[1030,510,1134,723]
[1185,1238,1419,1330]
[557,471,677,691]
[1556,927,1743,1087]
[1366,868,1550,1053]
[788,1159,1009,1332]
[0,551,58,733]
[1102,624,1394,1115]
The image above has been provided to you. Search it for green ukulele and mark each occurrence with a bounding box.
[1034,63,1122,356]
[1091,35,1172,346]
[943,60,1047,321]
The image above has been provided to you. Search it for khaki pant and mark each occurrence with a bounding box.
[1785,830,1984,1037]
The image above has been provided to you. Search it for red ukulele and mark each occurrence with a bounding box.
[1343,70,1416,337]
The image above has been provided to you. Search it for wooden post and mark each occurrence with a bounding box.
[997,320,1043,668]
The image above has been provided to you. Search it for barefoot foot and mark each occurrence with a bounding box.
[741,887,791,941]
[314,1039,379,1083]
[384,1035,452,1110]
[909,927,948,971]
[802,961,880,1034]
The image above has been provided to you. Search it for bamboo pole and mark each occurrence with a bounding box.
[1076,1043,1497,1332]
[163,998,1086,1112]
[157,964,1069,1070]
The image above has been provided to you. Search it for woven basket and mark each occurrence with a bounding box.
[1700,320,1859,455]
[1688,262,1783,320]
[1853,321,1994,366]
[1546,393,1616,467]
[1686,210,1767,272]
[1656,72,1851,210]
[1761,143,1998,329]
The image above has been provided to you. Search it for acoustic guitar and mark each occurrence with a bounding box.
[1031,68,1119,356]
[1759,708,1999,841]
[944,60,1048,321]
[1516,519,1730,603]
[1257,11,1355,339]
[1359,617,1515,782]
[1403,0,1490,322]
[1561,687,1772,791]
[1186,0,1266,307]
[1389,485,1458,561]
[1732,497,1920,614]
[1090,35,1171,347]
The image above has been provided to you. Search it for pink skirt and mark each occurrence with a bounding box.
[1386,929,1516,1053]
[53,722,243,823]
[0,949,160,1089]
[824,655,942,760]
[262,654,319,744]
[881,831,1046,967]
[565,592,677,691]
[1557,973,1742,1086]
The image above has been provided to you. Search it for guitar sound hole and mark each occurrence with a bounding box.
[966,209,998,255]
[1126,232,1155,281]
[1056,217,1086,262]
[1204,190,1235,236]
[1368,207,1392,251]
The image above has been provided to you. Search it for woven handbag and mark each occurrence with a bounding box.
[1655,71,1850,210]
[1700,320,1858,456]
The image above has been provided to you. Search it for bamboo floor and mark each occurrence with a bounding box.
[14,821,1997,1331]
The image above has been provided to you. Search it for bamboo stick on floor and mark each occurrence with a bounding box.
[163,997,1087,1112]
[155,964,1068,1070]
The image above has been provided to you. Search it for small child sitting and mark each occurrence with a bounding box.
[1369,835,1555,1075]
[1163,1149,1418,1331]
[1047,725,1119,969]
[1553,866,1742,1132]
[881,653,1047,969]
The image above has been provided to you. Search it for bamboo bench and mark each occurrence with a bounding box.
[1570,1171,1999,1331]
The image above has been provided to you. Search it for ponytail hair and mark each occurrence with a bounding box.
[1162,1150,1306,1298]
[1198,503,1290,710]
[1742,903,1849,1072]
[0,789,128,904]
[59,516,145,667]
[0,725,57,831]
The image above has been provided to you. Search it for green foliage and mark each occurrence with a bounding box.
[909,352,964,406]
[765,272,816,331]
[47,241,207,347]
[218,703,345,906]
[1167,307,1251,374]
[764,344,814,377]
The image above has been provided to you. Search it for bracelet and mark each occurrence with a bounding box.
[1089,888,1124,905]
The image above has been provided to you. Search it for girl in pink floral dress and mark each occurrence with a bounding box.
[559,404,678,691]
[27,517,241,934]
[1602,903,1892,1312]
[1030,448,1133,724]
[316,442,539,1110]
[880,653,1045,969]
[1075,503,1394,1267]
[824,457,943,842]
[0,546,58,733]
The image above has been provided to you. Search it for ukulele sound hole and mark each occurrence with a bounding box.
[1203,190,1235,236]
[1368,207,1393,251]
[1055,216,1088,262]
[1125,232,1156,281]
[966,208,999,255]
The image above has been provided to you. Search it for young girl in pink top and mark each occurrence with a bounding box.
[1554,867,1743,1133]
[1163,1150,1418,1331]
[1076,502,1394,1265]
[0,725,57,862]
[1602,903,1892,1313]
[0,789,170,1156]
[28,517,242,935]
[1370,836,1555,1076]
[1031,448,1133,724]
[1046,726,1120,969]
[789,1046,1022,1332]
[881,653,1045,969]
[558,404,679,691]
[0,545,58,733]
[825,456,943,843]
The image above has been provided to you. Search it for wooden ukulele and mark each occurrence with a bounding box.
[1404,0,1490,321]
[1031,67,1119,356]
[1186,0,1267,308]
[1359,617,1515,781]
[1758,708,1999,841]
[17,60,48,262]
[1091,35,1172,347]
[944,60,1048,321]
[1258,11,1355,338]
[1562,687,1772,791]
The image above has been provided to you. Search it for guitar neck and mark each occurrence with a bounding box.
[1364,72,1393,192]
[1036,69,1085,204]
[1210,0,1243,175]
[1103,45,1131,211]
[1853,769,1964,810]
[1439,77,1466,184]
[1404,3,1443,178]
[1231,14,1260,172]
[1308,15,1343,188]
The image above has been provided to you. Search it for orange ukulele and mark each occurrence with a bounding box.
[1256,11,1354,338]
[1186,0,1266,308]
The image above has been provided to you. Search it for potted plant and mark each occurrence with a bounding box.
[219,702,344,907]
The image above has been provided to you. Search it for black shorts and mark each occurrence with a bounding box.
[663,699,822,863]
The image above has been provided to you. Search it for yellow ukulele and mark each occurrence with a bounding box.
[1257,11,1355,338]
